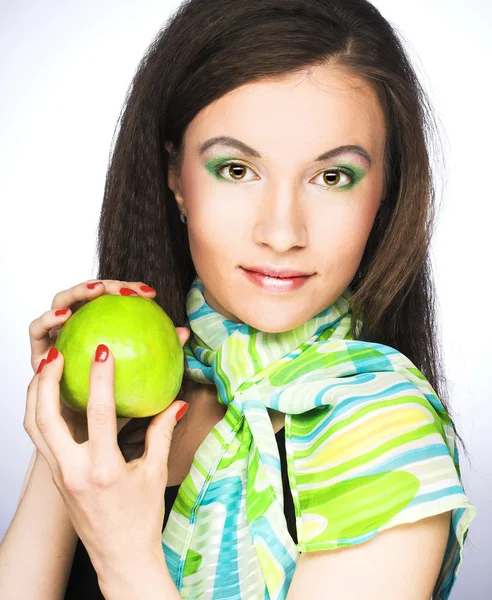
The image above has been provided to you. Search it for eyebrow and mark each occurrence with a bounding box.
[198,136,372,166]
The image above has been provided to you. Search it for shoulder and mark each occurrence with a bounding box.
[287,510,452,600]
[285,383,476,598]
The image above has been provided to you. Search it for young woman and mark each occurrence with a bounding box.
[0,0,477,598]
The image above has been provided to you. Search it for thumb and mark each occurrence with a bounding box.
[143,401,189,473]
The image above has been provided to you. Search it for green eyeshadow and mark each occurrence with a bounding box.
[204,156,367,191]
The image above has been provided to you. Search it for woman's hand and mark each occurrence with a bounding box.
[27,279,160,441]
[23,330,190,580]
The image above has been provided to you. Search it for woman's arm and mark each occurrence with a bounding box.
[0,450,79,600]
[287,511,451,599]
[17,449,37,504]
[98,553,182,600]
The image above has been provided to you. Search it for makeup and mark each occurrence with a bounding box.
[313,162,367,192]
[240,267,313,293]
[205,156,254,183]
[204,156,367,191]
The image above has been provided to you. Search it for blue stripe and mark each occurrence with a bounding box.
[406,486,465,508]
[294,380,427,443]
[359,444,452,475]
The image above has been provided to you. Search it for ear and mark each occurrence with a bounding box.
[165,140,176,188]
[164,140,184,210]
[169,179,186,215]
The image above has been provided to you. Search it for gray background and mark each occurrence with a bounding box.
[1,1,490,597]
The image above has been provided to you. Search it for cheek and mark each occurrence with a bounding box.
[316,194,381,271]
[187,204,237,268]
[183,176,245,264]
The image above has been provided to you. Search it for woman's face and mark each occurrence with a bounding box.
[166,63,386,332]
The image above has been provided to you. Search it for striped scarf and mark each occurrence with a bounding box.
[161,275,476,600]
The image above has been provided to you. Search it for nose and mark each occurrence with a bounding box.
[252,182,308,252]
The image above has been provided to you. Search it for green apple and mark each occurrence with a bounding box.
[54,295,184,418]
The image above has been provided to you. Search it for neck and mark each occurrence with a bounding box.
[182,375,285,433]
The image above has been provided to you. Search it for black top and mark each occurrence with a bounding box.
[64,426,297,599]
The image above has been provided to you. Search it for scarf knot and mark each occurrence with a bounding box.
[183,275,354,410]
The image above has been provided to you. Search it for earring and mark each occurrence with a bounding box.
[180,211,188,225]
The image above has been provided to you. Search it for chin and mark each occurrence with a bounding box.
[237,308,312,334]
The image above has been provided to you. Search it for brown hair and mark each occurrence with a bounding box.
[97,0,468,465]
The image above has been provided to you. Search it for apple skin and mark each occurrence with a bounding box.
[54,295,184,418]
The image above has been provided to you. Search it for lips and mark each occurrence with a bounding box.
[239,266,313,293]
[241,266,314,278]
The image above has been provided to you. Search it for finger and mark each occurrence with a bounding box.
[36,348,79,465]
[31,279,157,371]
[176,327,190,347]
[30,279,157,372]
[86,344,123,467]
[45,279,153,348]
[28,280,107,367]
[29,308,73,372]
[116,282,156,297]
[50,279,108,311]
[82,280,156,298]
[50,279,156,312]
[135,282,157,296]
[24,365,58,472]
[143,401,189,474]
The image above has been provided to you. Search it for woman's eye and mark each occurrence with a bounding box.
[213,162,355,190]
[311,169,353,189]
[214,162,257,182]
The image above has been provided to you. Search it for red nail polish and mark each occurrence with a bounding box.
[120,287,138,296]
[95,344,109,362]
[175,402,189,422]
[55,308,69,316]
[140,285,156,293]
[46,347,59,364]
[36,358,47,374]
[87,281,103,289]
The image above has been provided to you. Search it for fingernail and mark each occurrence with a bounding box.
[140,285,156,293]
[175,402,189,422]
[55,308,69,316]
[36,358,47,374]
[95,344,109,362]
[120,287,138,296]
[87,281,103,289]
[46,347,59,364]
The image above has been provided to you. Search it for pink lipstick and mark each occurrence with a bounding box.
[240,266,314,293]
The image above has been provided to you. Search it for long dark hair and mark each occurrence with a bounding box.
[97,0,468,465]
